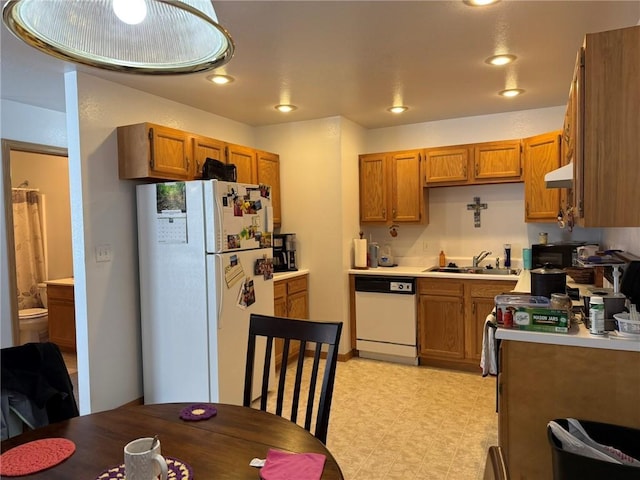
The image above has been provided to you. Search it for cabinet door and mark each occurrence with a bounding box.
[227,143,257,184]
[423,146,469,184]
[473,140,522,181]
[288,290,308,320]
[47,285,76,352]
[359,153,388,222]
[192,134,225,179]
[467,281,516,361]
[118,123,190,180]
[523,132,561,222]
[390,150,422,222]
[256,151,281,227]
[418,294,464,359]
[469,297,499,361]
[149,125,191,179]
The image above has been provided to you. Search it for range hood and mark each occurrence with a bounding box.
[545,163,573,189]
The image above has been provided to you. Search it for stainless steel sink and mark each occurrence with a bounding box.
[423,266,520,275]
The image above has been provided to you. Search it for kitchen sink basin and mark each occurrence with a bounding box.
[424,266,520,275]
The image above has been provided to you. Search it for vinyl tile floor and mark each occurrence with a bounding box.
[262,357,497,480]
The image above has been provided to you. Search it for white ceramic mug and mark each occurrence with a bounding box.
[124,437,168,480]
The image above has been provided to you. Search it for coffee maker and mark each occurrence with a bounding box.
[273,233,297,272]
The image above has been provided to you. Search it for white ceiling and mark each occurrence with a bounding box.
[1,1,639,129]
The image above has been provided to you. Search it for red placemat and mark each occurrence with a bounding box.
[0,438,76,476]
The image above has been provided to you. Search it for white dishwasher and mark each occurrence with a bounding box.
[355,275,418,365]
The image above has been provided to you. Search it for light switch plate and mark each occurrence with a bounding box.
[95,244,112,263]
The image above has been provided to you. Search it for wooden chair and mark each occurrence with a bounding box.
[483,445,510,480]
[243,314,343,444]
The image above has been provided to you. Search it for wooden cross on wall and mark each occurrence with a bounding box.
[467,196,487,228]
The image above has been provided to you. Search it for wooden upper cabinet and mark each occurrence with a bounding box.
[256,150,281,227]
[359,150,424,224]
[473,140,522,182]
[118,123,191,180]
[523,132,561,222]
[359,153,388,222]
[226,143,257,184]
[423,146,469,185]
[576,25,640,227]
[191,134,225,179]
[390,150,423,222]
[423,140,522,187]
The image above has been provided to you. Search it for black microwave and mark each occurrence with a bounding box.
[531,242,587,269]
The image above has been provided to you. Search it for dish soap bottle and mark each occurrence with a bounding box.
[439,250,446,267]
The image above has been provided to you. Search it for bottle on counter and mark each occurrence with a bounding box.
[504,244,511,268]
[439,250,446,267]
[589,296,605,335]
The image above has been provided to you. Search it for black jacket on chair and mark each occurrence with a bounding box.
[1,342,79,425]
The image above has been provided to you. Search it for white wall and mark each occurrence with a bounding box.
[63,72,255,413]
[256,117,365,354]
[0,100,67,348]
[602,229,640,255]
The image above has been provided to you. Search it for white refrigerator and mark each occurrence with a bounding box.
[136,180,275,405]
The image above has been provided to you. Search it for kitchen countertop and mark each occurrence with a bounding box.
[45,277,74,286]
[273,269,309,281]
[347,265,520,281]
[496,270,640,352]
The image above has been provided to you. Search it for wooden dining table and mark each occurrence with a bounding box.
[0,402,344,479]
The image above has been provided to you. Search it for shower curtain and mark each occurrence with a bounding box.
[12,189,46,310]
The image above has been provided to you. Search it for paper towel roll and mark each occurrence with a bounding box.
[354,239,368,268]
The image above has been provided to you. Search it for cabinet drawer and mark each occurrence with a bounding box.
[286,275,308,295]
[418,278,463,296]
[469,281,516,298]
[47,284,74,301]
[274,281,286,299]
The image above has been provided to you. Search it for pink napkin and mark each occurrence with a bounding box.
[260,448,326,480]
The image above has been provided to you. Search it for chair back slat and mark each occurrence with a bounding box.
[243,314,342,443]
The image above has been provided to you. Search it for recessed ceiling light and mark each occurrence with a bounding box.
[387,106,408,114]
[499,88,525,97]
[485,54,517,66]
[275,104,297,113]
[463,0,501,6]
[207,74,234,85]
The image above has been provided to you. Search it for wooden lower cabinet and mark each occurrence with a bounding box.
[418,279,465,360]
[47,284,76,352]
[273,274,309,368]
[418,278,516,370]
[498,340,640,479]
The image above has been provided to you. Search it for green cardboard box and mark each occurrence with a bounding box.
[495,295,569,333]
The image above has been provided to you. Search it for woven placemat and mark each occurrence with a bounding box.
[0,438,76,476]
[95,456,193,480]
[179,403,217,421]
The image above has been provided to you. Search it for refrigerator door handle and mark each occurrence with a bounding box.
[214,188,225,253]
[215,254,224,329]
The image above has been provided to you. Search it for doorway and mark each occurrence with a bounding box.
[2,139,77,378]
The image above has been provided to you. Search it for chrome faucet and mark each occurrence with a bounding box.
[473,250,492,267]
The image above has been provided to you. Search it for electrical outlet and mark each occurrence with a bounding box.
[95,244,112,263]
[422,240,429,252]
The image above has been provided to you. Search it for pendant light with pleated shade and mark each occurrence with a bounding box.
[2,0,234,74]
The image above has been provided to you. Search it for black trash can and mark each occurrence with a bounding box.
[548,419,640,480]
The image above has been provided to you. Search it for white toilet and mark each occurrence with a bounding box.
[18,283,49,345]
